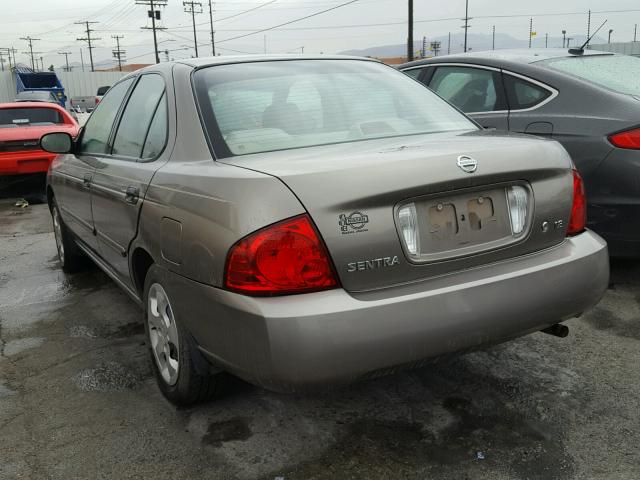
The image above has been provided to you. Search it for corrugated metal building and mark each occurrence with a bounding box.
[588,42,640,56]
[0,71,126,104]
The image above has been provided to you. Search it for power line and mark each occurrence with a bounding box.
[216,0,360,44]
[58,51,72,71]
[112,35,126,71]
[183,1,203,57]
[75,21,101,72]
[462,0,471,52]
[20,36,40,71]
[137,0,168,64]
[208,0,216,56]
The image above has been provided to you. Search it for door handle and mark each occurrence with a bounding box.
[83,173,92,188]
[124,186,140,205]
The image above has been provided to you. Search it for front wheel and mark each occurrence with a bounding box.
[51,199,84,273]
[143,265,222,406]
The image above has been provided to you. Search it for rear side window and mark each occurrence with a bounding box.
[429,66,503,113]
[537,54,640,95]
[80,78,134,155]
[0,108,62,127]
[112,74,166,159]
[504,75,552,110]
[141,93,168,160]
[403,68,424,80]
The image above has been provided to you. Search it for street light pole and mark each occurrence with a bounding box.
[608,29,613,44]
[562,30,566,48]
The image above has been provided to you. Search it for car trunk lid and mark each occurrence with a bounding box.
[220,131,574,292]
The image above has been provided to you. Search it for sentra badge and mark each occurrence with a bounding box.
[339,211,369,234]
[347,256,400,272]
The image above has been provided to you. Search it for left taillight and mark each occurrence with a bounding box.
[224,214,339,296]
[608,127,640,149]
[567,169,586,236]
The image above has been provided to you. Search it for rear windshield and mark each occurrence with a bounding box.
[537,54,640,95]
[0,107,63,128]
[194,60,476,156]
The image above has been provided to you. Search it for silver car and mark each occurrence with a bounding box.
[41,56,609,406]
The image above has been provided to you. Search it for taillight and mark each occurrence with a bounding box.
[609,127,640,149]
[567,169,586,236]
[95,97,100,105]
[224,214,339,296]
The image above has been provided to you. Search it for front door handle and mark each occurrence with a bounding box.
[124,186,140,205]
[83,173,92,188]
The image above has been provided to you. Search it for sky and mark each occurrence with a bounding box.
[1,0,639,70]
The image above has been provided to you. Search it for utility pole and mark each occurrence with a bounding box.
[492,25,495,50]
[586,10,591,46]
[137,0,168,64]
[447,32,451,54]
[39,56,44,71]
[635,24,638,42]
[0,48,13,69]
[545,33,548,48]
[112,35,125,71]
[529,18,533,48]
[80,48,85,72]
[562,30,567,48]
[76,21,100,72]
[407,0,413,61]
[430,41,441,57]
[0,53,4,72]
[58,52,72,72]
[421,36,426,58]
[20,36,40,71]
[462,0,471,53]
[183,1,202,58]
[208,0,215,56]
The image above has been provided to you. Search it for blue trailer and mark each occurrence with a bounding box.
[14,66,67,107]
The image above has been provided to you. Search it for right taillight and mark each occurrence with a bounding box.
[224,214,339,296]
[609,127,640,149]
[567,169,586,236]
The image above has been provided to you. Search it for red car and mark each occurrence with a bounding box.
[0,102,79,176]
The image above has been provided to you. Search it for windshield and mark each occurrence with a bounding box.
[537,54,640,95]
[0,107,63,128]
[194,60,476,156]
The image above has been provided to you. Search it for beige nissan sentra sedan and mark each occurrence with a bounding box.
[40,55,609,406]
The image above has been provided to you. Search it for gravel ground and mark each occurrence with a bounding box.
[0,199,639,480]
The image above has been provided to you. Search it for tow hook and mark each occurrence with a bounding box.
[541,323,569,338]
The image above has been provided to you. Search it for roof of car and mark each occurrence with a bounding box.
[401,48,614,69]
[176,54,379,68]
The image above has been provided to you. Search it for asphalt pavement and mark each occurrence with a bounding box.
[1,197,639,480]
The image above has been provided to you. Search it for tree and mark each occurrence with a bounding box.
[48,65,54,72]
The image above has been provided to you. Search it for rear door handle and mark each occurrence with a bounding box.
[124,186,140,205]
[83,173,92,188]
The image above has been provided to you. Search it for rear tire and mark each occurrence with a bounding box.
[143,264,222,406]
[51,199,85,273]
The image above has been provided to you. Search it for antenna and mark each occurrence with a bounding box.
[569,19,607,55]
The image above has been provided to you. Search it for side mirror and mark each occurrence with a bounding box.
[40,132,73,154]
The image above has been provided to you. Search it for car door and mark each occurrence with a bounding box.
[425,65,510,131]
[54,78,135,253]
[502,72,557,137]
[90,73,169,288]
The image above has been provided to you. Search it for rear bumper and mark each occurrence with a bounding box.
[0,151,56,176]
[167,230,609,391]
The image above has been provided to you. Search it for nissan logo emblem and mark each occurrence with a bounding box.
[457,155,478,173]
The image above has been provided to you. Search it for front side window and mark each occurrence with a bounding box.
[537,54,640,95]
[194,60,476,157]
[504,75,552,110]
[79,78,134,155]
[112,74,166,159]
[429,66,501,113]
[0,108,62,128]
